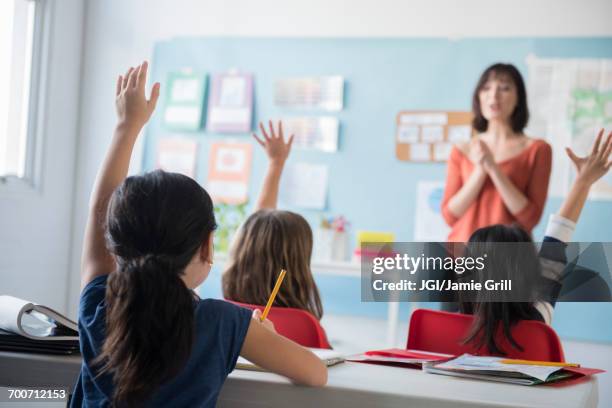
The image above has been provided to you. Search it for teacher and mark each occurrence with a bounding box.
[441,63,552,242]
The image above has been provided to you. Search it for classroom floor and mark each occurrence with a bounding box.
[321,314,612,407]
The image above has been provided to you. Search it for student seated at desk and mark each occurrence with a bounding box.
[458,129,611,355]
[222,121,324,321]
[73,62,326,408]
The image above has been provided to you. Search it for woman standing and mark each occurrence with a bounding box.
[441,63,552,242]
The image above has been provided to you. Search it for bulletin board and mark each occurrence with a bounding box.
[395,111,473,162]
[143,36,612,342]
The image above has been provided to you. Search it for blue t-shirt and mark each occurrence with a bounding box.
[70,275,252,407]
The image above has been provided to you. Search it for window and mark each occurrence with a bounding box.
[0,0,44,185]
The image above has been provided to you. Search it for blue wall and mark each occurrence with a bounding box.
[147,37,612,343]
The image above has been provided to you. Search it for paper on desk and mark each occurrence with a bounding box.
[237,348,344,371]
[434,354,561,382]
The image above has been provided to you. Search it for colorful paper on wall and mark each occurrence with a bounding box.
[275,76,344,111]
[163,71,206,131]
[207,142,252,204]
[207,73,253,133]
[155,138,198,178]
[527,56,612,200]
[281,117,339,152]
[279,162,328,209]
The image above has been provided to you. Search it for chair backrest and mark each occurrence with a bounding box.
[228,300,332,349]
[407,309,565,362]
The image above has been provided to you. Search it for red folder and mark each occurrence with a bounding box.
[348,348,453,368]
[365,348,452,360]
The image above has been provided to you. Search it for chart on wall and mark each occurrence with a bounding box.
[527,56,612,200]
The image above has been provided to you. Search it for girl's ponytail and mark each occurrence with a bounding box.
[95,170,216,406]
[97,255,195,406]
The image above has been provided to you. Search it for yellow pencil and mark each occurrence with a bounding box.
[260,269,287,322]
[500,359,580,368]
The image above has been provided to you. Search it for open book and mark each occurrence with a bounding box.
[0,295,78,341]
[236,348,345,372]
[424,354,605,385]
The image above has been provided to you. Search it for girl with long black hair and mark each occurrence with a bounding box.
[71,62,327,407]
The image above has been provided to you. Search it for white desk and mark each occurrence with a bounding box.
[0,352,598,407]
[220,362,598,408]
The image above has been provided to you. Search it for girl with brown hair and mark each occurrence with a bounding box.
[73,62,326,407]
[222,121,324,320]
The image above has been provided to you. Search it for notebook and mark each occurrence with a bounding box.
[0,295,78,341]
[0,329,80,355]
[423,354,605,385]
[236,348,345,372]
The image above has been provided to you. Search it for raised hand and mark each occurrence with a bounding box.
[253,120,294,166]
[115,61,160,132]
[566,129,612,186]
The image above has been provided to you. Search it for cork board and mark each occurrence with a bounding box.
[395,111,474,162]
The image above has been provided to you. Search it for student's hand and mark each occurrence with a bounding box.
[115,61,160,133]
[252,309,277,333]
[253,120,294,167]
[566,129,612,186]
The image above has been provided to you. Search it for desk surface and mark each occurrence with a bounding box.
[220,361,598,408]
[0,352,598,408]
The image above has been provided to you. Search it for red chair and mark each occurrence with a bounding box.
[228,301,332,349]
[407,309,565,362]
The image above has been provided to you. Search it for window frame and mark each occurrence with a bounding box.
[0,0,50,195]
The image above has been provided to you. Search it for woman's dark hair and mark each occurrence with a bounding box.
[459,224,542,355]
[472,63,529,134]
[94,170,216,406]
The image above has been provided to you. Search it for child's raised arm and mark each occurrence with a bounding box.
[557,129,611,225]
[80,61,160,289]
[252,121,294,211]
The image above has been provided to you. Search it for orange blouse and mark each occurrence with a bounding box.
[441,139,552,242]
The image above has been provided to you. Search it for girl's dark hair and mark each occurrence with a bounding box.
[95,170,216,406]
[472,63,529,134]
[459,224,541,355]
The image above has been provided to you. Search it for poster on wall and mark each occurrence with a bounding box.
[413,181,450,241]
[281,117,339,152]
[155,137,198,178]
[279,162,328,210]
[207,141,253,204]
[163,70,207,131]
[274,76,344,111]
[527,56,612,200]
[207,72,254,133]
